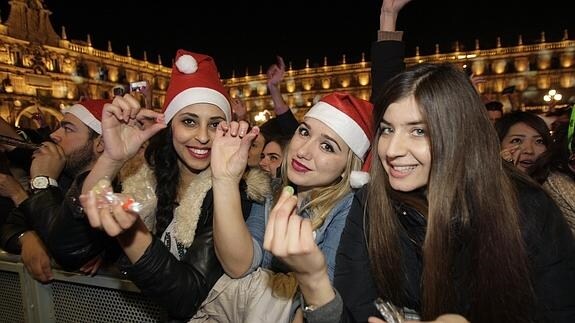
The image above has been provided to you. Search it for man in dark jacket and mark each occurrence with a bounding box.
[0,99,114,282]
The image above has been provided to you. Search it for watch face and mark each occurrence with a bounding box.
[32,176,49,189]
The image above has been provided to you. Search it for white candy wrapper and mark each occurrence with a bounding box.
[91,177,143,214]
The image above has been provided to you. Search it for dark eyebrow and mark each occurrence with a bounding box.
[381,118,424,126]
[60,120,77,129]
[303,121,344,152]
[179,112,225,121]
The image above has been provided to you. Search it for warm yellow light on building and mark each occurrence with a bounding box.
[286,79,296,93]
[358,73,369,86]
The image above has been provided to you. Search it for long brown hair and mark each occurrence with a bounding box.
[366,63,534,322]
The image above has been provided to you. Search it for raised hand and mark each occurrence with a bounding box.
[380,0,413,31]
[30,141,65,179]
[263,186,326,277]
[267,56,286,88]
[100,94,166,163]
[230,98,248,122]
[500,144,521,166]
[211,120,259,183]
[381,0,412,15]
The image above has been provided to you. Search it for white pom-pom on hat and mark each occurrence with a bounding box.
[163,49,231,122]
[175,54,198,74]
[350,171,370,189]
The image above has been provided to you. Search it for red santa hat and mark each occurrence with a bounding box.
[63,99,112,134]
[163,49,231,122]
[304,92,374,188]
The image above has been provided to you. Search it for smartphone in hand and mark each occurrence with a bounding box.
[130,81,148,93]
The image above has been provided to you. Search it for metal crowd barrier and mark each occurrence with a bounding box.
[0,250,167,323]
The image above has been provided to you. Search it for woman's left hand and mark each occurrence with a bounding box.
[211,120,259,182]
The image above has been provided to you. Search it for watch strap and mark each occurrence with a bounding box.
[47,177,58,187]
[31,176,59,190]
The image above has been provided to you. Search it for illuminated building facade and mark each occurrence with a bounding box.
[0,0,573,128]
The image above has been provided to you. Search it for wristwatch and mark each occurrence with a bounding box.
[30,176,58,190]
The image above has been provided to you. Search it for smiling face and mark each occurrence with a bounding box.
[378,96,431,192]
[171,103,226,174]
[500,122,547,173]
[286,118,349,192]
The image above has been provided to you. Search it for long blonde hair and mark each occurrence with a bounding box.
[271,139,363,298]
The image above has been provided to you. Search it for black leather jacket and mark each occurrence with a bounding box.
[0,170,116,268]
[119,187,253,321]
[46,178,255,321]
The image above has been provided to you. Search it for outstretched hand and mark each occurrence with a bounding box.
[101,94,166,163]
[381,0,412,15]
[267,56,286,88]
[79,178,141,237]
[211,120,259,182]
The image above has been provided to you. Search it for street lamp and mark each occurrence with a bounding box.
[543,89,562,111]
[254,109,271,124]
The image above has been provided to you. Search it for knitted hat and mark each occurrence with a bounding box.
[163,49,231,122]
[304,92,374,188]
[63,99,112,134]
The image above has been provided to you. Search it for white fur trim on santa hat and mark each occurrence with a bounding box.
[305,102,370,160]
[350,171,370,188]
[63,104,102,134]
[175,54,198,74]
[163,87,232,122]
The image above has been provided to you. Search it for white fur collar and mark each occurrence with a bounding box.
[121,163,211,248]
[121,164,272,248]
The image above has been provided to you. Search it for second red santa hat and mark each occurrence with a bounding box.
[304,92,374,188]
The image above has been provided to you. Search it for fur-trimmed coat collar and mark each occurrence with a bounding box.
[122,163,271,248]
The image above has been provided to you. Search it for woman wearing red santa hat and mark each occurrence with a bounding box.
[189,90,373,322]
[79,49,269,321]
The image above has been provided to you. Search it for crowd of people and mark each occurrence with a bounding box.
[1,0,574,322]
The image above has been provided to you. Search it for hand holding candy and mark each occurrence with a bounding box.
[79,178,142,237]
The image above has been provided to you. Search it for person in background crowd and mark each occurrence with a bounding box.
[496,111,575,234]
[484,100,503,124]
[1,99,115,283]
[79,49,268,321]
[259,134,291,179]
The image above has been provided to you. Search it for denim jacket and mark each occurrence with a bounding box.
[245,191,354,281]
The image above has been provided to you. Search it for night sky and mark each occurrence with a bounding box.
[1,0,573,78]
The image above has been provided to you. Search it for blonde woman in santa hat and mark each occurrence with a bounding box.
[189,91,373,322]
[79,49,269,321]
